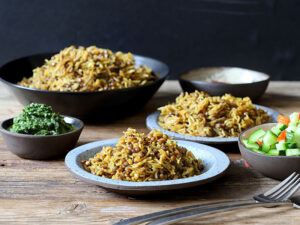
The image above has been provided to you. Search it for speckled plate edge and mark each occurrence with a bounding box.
[146,104,280,144]
[65,139,230,193]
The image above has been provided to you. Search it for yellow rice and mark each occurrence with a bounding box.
[158,91,271,137]
[18,45,156,91]
[82,128,203,182]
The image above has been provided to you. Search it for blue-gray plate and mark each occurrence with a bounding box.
[65,139,230,194]
[146,104,280,144]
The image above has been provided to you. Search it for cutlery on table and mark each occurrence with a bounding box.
[147,194,300,225]
[115,172,300,225]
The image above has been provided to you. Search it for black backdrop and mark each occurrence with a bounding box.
[0,0,300,80]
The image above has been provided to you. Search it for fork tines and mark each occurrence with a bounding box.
[263,172,300,201]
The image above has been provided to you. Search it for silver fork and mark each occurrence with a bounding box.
[147,173,300,225]
[115,172,300,225]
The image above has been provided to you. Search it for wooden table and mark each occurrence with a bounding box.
[1,81,300,224]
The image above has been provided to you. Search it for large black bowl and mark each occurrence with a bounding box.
[0,53,169,120]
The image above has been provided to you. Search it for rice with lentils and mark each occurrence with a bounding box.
[82,128,203,182]
[18,45,157,91]
[158,91,271,137]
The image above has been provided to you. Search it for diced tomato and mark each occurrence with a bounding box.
[256,140,262,146]
[277,130,287,142]
[244,161,250,168]
[277,115,290,126]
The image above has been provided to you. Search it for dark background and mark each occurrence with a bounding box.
[0,0,299,80]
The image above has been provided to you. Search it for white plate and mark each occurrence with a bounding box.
[65,139,230,194]
[146,104,280,144]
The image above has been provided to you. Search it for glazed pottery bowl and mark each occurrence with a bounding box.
[0,116,84,160]
[179,67,270,100]
[0,53,169,120]
[238,123,300,180]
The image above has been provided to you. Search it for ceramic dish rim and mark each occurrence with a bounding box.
[179,66,270,86]
[65,139,230,190]
[146,104,280,144]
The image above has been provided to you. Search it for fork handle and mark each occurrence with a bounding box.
[114,199,254,225]
[146,201,289,225]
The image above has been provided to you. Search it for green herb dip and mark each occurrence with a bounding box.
[9,103,75,135]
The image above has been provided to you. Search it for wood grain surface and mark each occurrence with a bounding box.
[0,81,300,224]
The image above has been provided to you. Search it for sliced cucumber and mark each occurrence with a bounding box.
[276,141,287,151]
[271,126,281,136]
[243,112,300,157]
[286,143,297,148]
[251,149,265,154]
[267,149,285,156]
[286,131,295,143]
[262,142,270,152]
[242,139,260,150]
[271,123,287,136]
[242,139,248,145]
[278,124,288,131]
[287,123,297,132]
[286,148,300,156]
[290,112,299,124]
[295,126,300,148]
[287,113,298,132]
[251,148,263,154]
[248,128,266,143]
[263,131,277,146]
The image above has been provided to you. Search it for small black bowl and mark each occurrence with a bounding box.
[0,116,84,160]
[238,123,300,180]
[0,53,169,120]
[179,67,270,100]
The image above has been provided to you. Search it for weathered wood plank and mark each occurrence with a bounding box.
[0,199,299,225]
[0,81,300,224]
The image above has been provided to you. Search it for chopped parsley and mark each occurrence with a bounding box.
[9,103,75,135]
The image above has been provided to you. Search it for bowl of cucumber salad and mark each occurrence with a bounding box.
[238,112,300,180]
